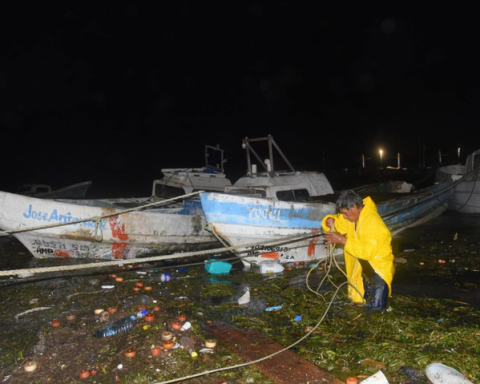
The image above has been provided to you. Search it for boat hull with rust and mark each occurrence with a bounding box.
[0,191,221,259]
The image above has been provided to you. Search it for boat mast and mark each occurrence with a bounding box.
[242,135,295,176]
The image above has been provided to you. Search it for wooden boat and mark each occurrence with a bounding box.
[16,181,93,199]
[0,145,231,260]
[435,149,480,213]
[199,137,455,267]
[0,191,222,259]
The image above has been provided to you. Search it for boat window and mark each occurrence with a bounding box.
[154,185,185,199]
[227,188,266,198]
[36,187,50,193]
[276,189,310,202]
[17,186,32,193]
[293,189,310,201]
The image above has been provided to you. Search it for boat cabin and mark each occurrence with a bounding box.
[151,144,232,199]
[224,135,334,201]
[226,171,334,201]
[17,184,52,196]
[152,167,232,198]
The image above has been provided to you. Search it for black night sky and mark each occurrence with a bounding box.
[1,2,478,197]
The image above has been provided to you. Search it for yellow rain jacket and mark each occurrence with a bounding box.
[321,197,395,304]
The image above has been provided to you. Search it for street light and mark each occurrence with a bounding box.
[379,149,383,167]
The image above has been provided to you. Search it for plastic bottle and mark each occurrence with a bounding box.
[180,321,192,331]
[95,315,136,338]
[136,309,148,319]
[259,261,284,274]
[161,273,175,282]
[180,336,195,354]
[122,295,152,309]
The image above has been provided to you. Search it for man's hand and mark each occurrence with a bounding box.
[323,231,346,245]
[326,217,335,229]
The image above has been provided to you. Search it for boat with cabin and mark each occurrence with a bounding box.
[0,145,231,260]
[200,136,455,267]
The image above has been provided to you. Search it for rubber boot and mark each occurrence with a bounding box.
[367,274,388,310]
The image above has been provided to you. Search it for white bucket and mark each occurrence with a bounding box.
[360,370,389,384]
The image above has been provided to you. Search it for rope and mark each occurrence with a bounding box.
[379,178,457,220]
[153,269,347,384]
[306,225,366,307]
[0,231,323,277]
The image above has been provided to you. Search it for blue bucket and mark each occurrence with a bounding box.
[205,260,232,275]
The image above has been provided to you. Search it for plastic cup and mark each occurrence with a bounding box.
[360,371,388,384]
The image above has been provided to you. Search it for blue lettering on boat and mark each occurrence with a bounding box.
[22,204,107,229]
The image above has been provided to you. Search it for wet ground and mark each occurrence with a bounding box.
[0,210,479,383]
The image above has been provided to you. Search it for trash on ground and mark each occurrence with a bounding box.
[425,363,473,384]
[94,315,136,338]
[359,370,389,384]
[258,260,284,274]
[265,305,282,311]
[204,260,232,274]
[237,288,250,305]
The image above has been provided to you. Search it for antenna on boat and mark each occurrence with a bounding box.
[242,134,295,176]
[205,144,227,173]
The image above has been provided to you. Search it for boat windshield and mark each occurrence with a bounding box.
[17,186,33,193]
[276,189,310,202]
[226,188,267,198]
[154,185,185,199]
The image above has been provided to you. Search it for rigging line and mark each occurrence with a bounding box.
[379,181,454,220]
[380,162,480,220]
[0,231,323,277]
[0,191,204,237]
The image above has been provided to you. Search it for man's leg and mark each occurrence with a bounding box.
[368,274,389,310]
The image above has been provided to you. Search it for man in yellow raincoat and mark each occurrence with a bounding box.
[322,190,395,310]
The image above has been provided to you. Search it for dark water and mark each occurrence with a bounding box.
[390,210,480,307]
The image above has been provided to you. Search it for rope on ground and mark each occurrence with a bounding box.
[306,225,366,307]
[15,307,52,322]
[0,231,323,277]
[152,281,348,384]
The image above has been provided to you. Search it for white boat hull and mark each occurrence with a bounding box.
[449,182,480,213]
[0,191,221,259]
[201,193,339,266]
[200,180,454,266]
[208,222,335,265]
[436,149,480,213]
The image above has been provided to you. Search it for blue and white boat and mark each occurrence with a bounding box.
[200,180,454,267]
[200,136,455,267]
